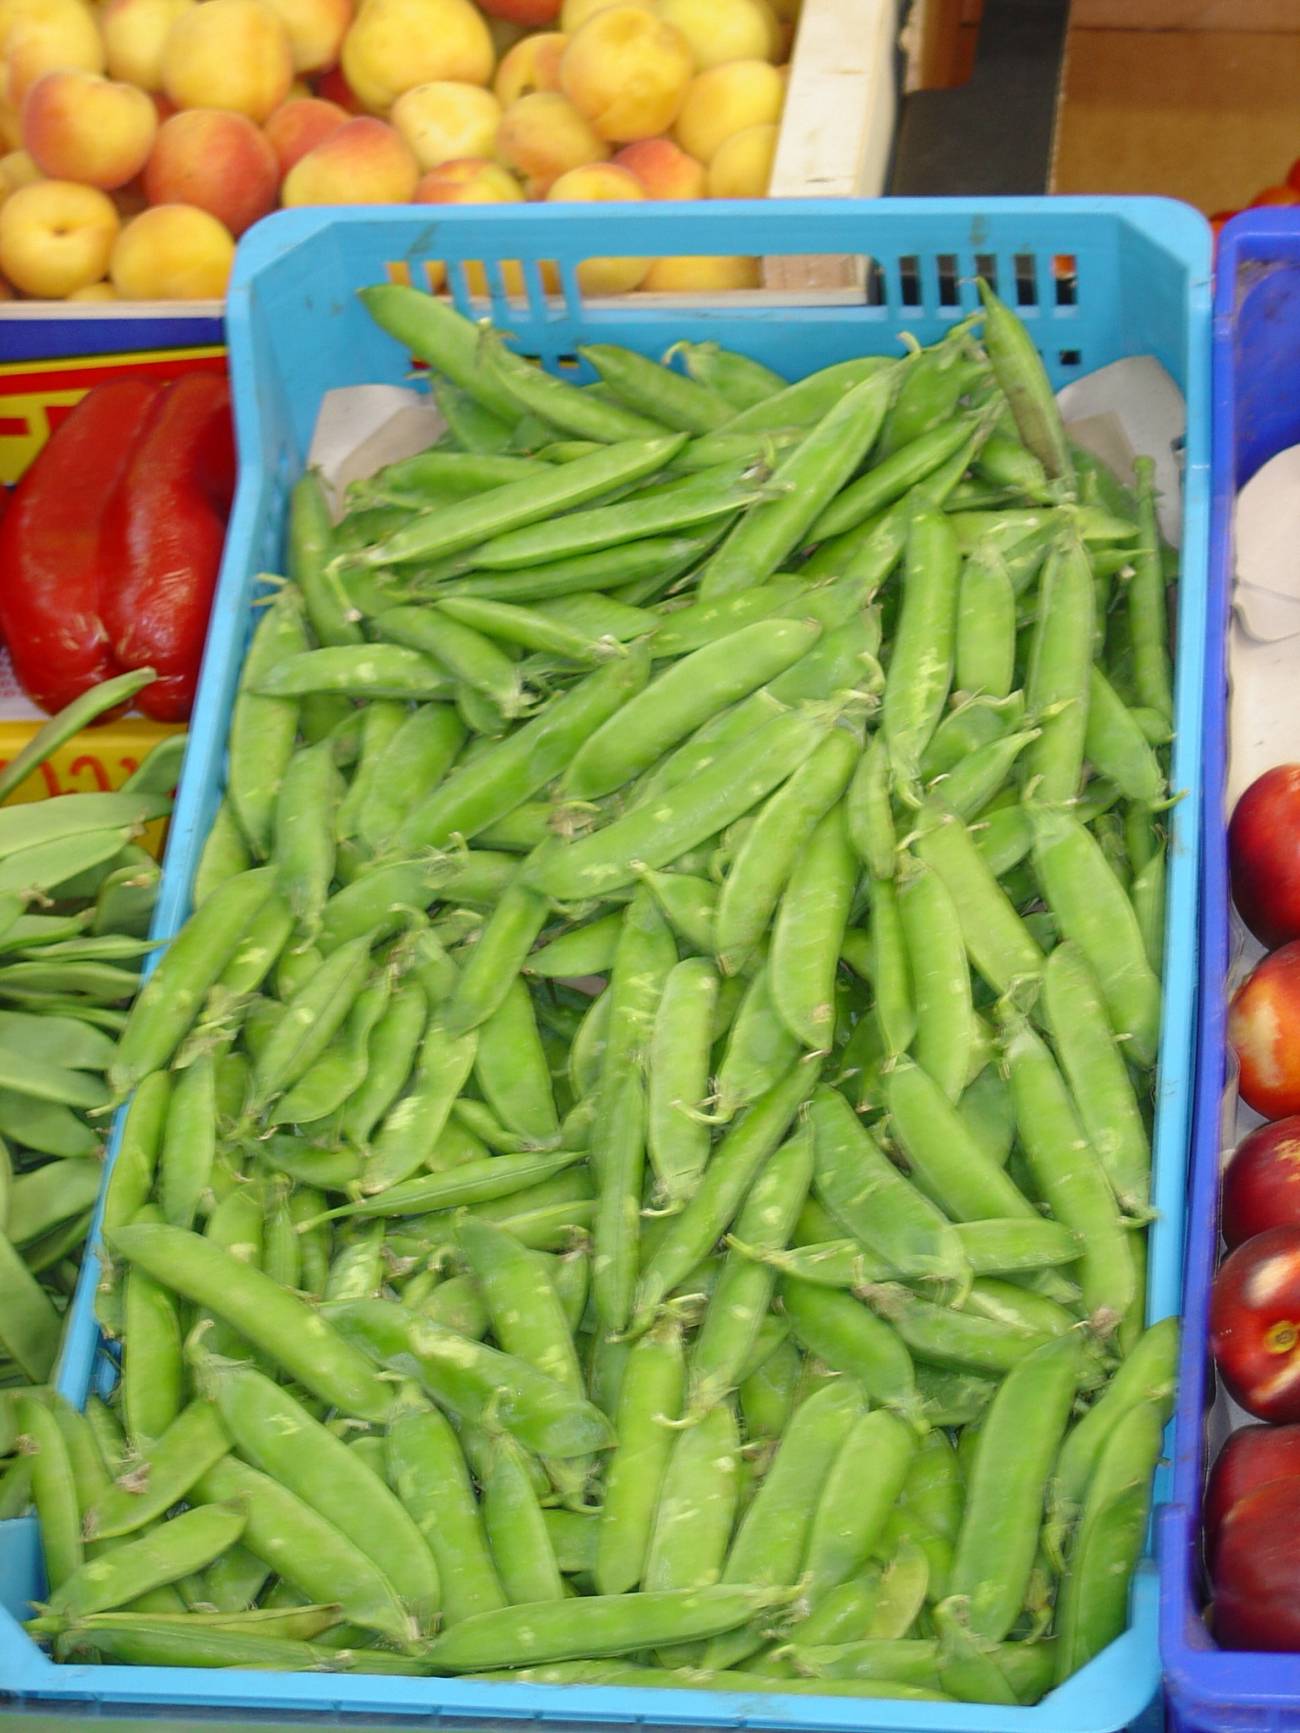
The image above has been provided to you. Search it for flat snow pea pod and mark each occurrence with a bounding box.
[527,703,837,902]
[16,1392,81,1590]
[596,1314,685,1596]
[0,826,134,900]
[845,733,896,879]
[999,1010,1135,1333]
[912,803,1043,996]
[0,666,156,803]
[768,803,857,1053]
[781,1277,917,1415]
[647,957,718,1208]
[474,978,558,1142]
[591,1066,647,1335]
[205,1361,439,1632]
[897,859,971,1100]
[289,470,363,648]
[356,437,685,569]
[433,596,612,666]
[327,1148,582,1222]
[699,1382,864,1671]
[459,1216,582,1393]
[649,579,806,659]
[87,1401,230,1541]
[580,344,732,433]
[640,871,716,955]
[1085,666,1165,803]
[564,619,820,801]
[110,867,279,1098]
[109,1223,395,1421]
[442,877,549,1039]
[193,1455,413,1643]
[47,1504,246,1622]
[483,1434,565,1606]
[398,645,651,851]
[357,286,524,422]
[424,1583,787,1673]
[812,413,980,542]
[803,1411,918,1608]
[256,644,455,701]
[717,727,859,978]
[444,533,712,605]
[884,1056,1037,1223]
[193,801,251,903]
[948,1332,1083,1643]
[861,1280,1052,1375]
[643,1402,742,1596]
[696,368,898,599]
[527,912,622,979]
[251,932,375,1111]
[882,506,962,786]
[955,545,1017,700]
[927,727,1038,822]
[6,1160,102,1246]
[472,466,763,571]
[713,962,800,1121]
[976,280,1072,483]
[1043,940,1151,1213]
[325,1299,615,1459]
[632,1061,819,1334]
[1128,457,1174,723]
[867,873,915,1060]
[809,1085,971,1290]
[377,606,525,718]
[1025,535,1095,804]
[1029,803,1161,1066]
[355,705,466,853]
[688,1126,812,1416]
[678,342,786,408]
[386,1406,506,1627]
[0,788,171,863]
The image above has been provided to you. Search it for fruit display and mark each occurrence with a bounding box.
[0,669,179,1490]
[0,0,799,302]
[7,276,1183,1704]
[0,370,235,722]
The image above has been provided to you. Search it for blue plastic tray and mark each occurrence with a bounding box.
[0,197,1212,1733]
[1160,207,1300,1733]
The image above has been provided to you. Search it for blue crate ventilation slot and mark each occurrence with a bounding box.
[0,198,1211,1733]
[1160,206,1300,1733]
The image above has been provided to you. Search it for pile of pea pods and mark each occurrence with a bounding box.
[0,669,181,1499]
[17,279,1180,1706]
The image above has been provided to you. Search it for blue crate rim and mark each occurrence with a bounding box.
[1,196,1213,1733]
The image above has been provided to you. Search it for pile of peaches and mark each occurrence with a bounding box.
[0,0,797,303]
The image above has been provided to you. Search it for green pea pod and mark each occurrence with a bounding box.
[647,957,719,1209]
[226,589,308,859]
[47,1504,246,1622]
[781,1277,917,1416]
[596,1314,685,1596]
[976,279,1072,483]
[882,506,962,787]
[803,1409,919,1608]
[87,1400,231,1541]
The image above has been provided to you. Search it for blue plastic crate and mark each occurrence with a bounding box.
[1160,207,1300,1733]
[0,197,1211,1733]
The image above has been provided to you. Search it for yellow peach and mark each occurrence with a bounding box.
[640,252,759,291]
[263,93,347,173]
[415,152,525,296]
[67,277,115,298]
[495,89,604,198]
[0,176,116,295]
[2,0,103,109]
[560,4,690,143]
[340,0,492,114]
[391,80,499,171]
[656,0,777,68]
[101,0,192,91]
[612,135,702,199]
[706,117,775,197]
[23,70,157,190]
[493,29,564,106]
[546,160,646,294]
[281,112,417,202]
[109,201,233,297]
[260,0,352,73]
[0,145,39,190]
[145,107,278,236]
[161,0,294,121]
[559,0,637,27]
[674,58,781,163]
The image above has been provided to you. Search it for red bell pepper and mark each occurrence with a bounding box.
[101,372,236,723]
[0,379,164,713]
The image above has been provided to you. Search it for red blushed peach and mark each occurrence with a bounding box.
[495,89,605,197]
[145,108,278,238]
[263,94,348,174]
[559,3,691,143]
[101,0,193,91]
[160,0,294,121]
[612,136,703,199]
[493,29,564,105]
[109,200,233,298]
[1231,942,1300,1120]
[22,70,157,190]
[281,112,417,203]
[2,0,104,109]
[546,160,647,293]
[415,153,525,295]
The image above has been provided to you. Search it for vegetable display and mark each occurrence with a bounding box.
[19,280,1178,1703]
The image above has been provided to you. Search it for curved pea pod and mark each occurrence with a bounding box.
[976,280,1072,483]
[781,1277,917,1416]
[1127,456,1173,723]
[647,957,718,1209]
[639,870,716,956]
[1025,535,1095,805]
[897,859,971,1100]
[474,978,559,1143]
[526,912,622,979]
[946,1331,1083,1643]
[386,1406,506,1627]
[358,286,522,421]
[47,1503,246,1622]
[108,1222,394,1422]
[250,932,376,1114]
[15,1392,81,1590]
[595,1314,685,1596]
[459,1215,582,1393]
[482,1434,565,1607]
[321,1149,585,1224]
[643,1402,742,1595]
[912,803,1044,997]
[860,1279,1054,1376]
[768,802,858,1053]
[340,984,427,1150]
[1085,666,1166,804]
[884,1056,1037,1224]
[1029,802,1161,1068]
[354,705,466,853]
[87,1400,230,1542]
[398,646,650,852]
[881,506,962,787]
[324,1297,615,1460]
[845,733,895,880]
[803,1410,918,1609]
